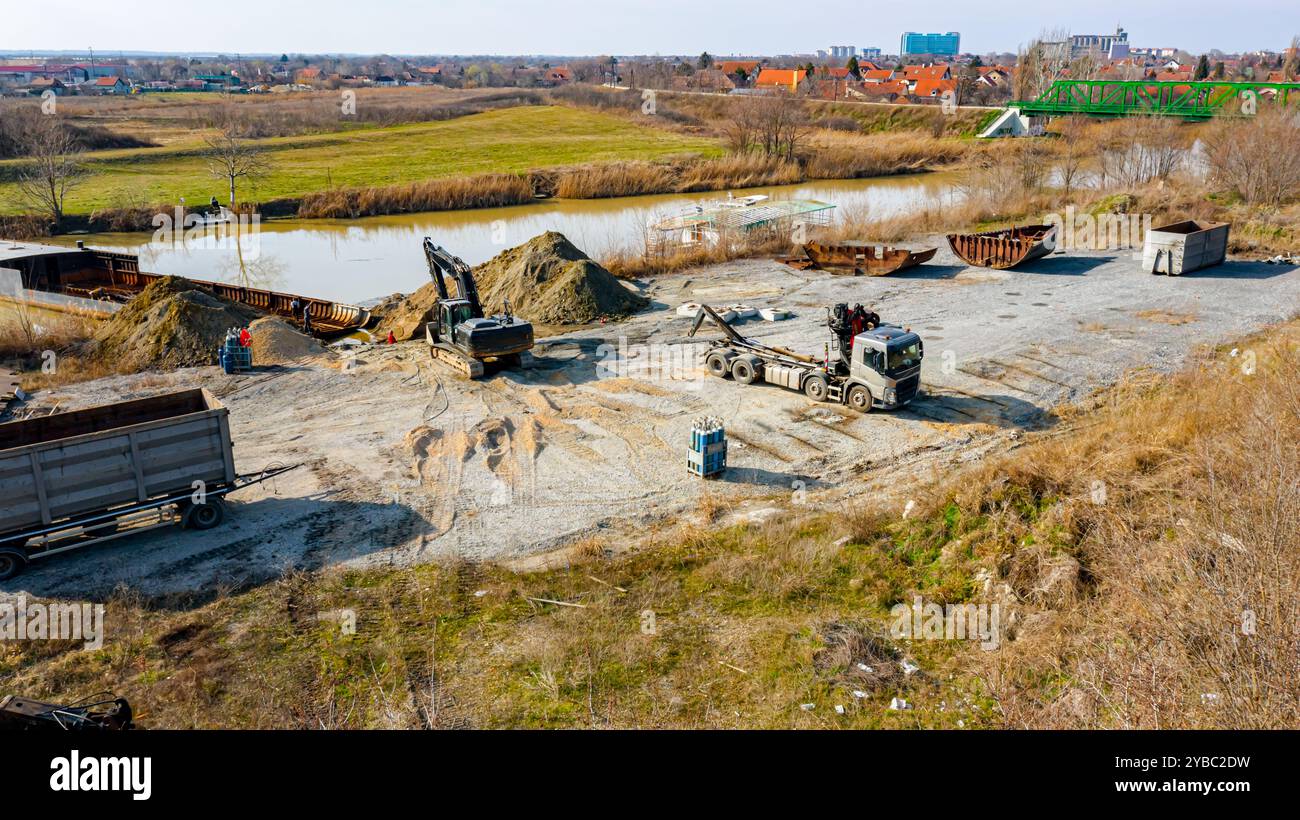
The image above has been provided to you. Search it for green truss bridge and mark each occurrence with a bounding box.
[1011,79,1300,119]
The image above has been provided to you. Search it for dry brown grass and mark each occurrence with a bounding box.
[0,306,108,392]
[801,130,970,180]
[968,323,1300,727]
[297,173,535,218]
[553,155,802,200]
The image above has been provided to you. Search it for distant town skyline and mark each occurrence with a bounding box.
[2,0,1296,57]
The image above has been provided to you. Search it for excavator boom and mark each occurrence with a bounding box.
[422,239,483,317]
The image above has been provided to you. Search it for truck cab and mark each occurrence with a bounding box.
[846,325,923,410]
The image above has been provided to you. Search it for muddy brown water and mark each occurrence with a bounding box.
[47,173,961,305]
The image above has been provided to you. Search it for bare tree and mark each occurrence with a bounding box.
[1203,107,1300,207]
[12,114,86,225]
[1014,28,1070,101]
[1098,117,1190,188]
[726,93,809,161]
[1282,35,1300,80]
[1053,116,1094,195]
[205,112,270,209]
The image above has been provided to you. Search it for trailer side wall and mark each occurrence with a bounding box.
[0,389,235,535]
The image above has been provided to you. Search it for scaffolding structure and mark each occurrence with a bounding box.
[648,196,836,252]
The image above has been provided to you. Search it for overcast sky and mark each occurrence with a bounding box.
[3,0,1296,56]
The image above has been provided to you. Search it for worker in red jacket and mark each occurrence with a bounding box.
[238,327,251,347]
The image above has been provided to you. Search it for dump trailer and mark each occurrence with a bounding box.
[687,304,923,411]
[0,389,296,580]
[421,239,534,378]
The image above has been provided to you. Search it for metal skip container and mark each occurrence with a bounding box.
[1143,220,1229,275]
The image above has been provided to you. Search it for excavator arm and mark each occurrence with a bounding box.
[422,238,483,317]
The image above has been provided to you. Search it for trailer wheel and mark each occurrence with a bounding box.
[705,353,731,379]
[185,499,226,531]
[803,374,829,402]
[847,385,872,412]
[731,358,759,384]
[0,549,27,581]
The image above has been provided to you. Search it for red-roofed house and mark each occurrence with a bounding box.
[88,76,129,94]
[755,68,806,92]
[1155,69,1193,82]
[975,66,1012,87]
[912,78,957,99]
[861,68,895,84]
[544,66,573,84]
[857,80,909,102]
[902,64,951,82]
[719,60,761,81]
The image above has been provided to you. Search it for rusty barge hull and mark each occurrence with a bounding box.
[794,242,938,276]
[946,225,1058,270]
[1,243,369,335]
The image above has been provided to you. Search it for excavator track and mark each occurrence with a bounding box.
[430,343,486,379]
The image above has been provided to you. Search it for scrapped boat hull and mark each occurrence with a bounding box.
[0,243,369,335]
[797,242,937,276]
[946,225,1058,270]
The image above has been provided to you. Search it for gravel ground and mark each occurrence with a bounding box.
[5,240,1297,601]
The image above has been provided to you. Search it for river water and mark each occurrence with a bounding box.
[50,172,961,305]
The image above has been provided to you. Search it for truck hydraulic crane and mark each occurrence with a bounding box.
[687,303,923,411]
[422,238,534,378]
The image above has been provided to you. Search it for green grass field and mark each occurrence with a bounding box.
[0,105,722,215]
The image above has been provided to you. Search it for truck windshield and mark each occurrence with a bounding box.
[887,341,921,372]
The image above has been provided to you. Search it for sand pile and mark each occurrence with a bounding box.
[247,316,324,364]
[372,286,440,342]
[92,276,262,371]
[475,232,648,325]
[373,232,647,340]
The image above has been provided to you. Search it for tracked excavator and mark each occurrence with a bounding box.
[422,238,534,378]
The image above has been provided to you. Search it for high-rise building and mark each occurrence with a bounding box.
[829,46,857,59]
[900,32,960,57]
[860,47,882,60]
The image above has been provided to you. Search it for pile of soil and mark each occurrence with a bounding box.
[474,231,648,325]
[372,287,440,342]
[91,276,262,371]
[373,232,647,340]
[247,316,324,364]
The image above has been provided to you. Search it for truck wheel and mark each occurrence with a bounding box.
[731,358,759,384]
[0,549,28,581]
[847,385,872,412]
[185,499,226,531]
[803,374,829,402]
[705,353,730,379]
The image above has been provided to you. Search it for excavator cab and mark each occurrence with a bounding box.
[434,299,476,343]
